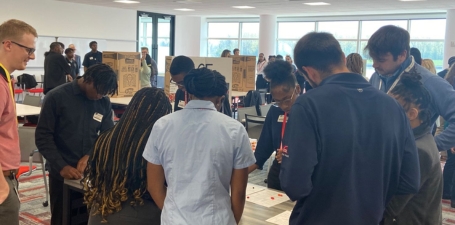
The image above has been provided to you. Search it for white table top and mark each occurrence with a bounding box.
[110,97,132,105]
[231,91,248,97]
[15,103,41,116]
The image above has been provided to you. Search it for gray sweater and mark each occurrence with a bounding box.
[383,126,443,225]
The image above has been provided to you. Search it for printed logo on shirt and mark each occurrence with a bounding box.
[282,145,289,158]
[178,100,186,109]
[90,57,93,60]
[93,112,103,122]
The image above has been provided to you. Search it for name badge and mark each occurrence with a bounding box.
[178,100,186,108]
[93,112,103,122]
[90,57,93,60]
[277,115,287,123]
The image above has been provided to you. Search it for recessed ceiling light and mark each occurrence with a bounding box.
[114,0,140,3]
[303,2,331,6]
[174,8,195,11]
[399,0,426,1]
[232,6,256,9]
[174,0,201,3]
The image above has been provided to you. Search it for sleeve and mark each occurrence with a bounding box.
[395,117,420,195]
[82,54,89,67]
[143,119,163,165]
[233,125,255,169]
[279,103,318,201]
[254,109,277,170]
[141,59,151,74]
[173,89,184,112]
[35,95,68,173]
[0,81,8,121]
[60,56,71,75]
[435,116,445,136]
[426,76,455,151]
[100,101,114,132]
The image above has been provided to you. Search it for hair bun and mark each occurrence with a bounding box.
[400,71,422,88]
[263,60,293,82]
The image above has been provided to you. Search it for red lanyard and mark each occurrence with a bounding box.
[280,112,288,150]
[184,91,188,104]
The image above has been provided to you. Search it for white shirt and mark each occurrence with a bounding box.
[143,100,255,225]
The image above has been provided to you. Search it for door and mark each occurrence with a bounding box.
[137,11,175,88]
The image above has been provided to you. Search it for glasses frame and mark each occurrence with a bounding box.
[170,79,184,87]
[6,41,36,56]
[273,87,296,107]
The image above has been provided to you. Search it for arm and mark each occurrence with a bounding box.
[230,168,248,224]
[279,103,318,201]
[141,59,151,74]
[147,162,166,209]
[427,76,455,150]
[82,54,88,72]
[395,117,420,195]
[0,164,9,205]
[249,109,276,173]
[100,101,114,133]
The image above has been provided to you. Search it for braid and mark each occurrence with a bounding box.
[390,68,432,128]
[83,64,119,96]
[82,87,171,222]
[346,53,363,75]
[184,67,227,98]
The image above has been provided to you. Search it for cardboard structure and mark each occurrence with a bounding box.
[103,51,141,98]
[230,56,256,92]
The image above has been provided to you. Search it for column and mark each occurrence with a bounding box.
[175,16,202,56]
[259,15,277,58]
[444,9,455,68]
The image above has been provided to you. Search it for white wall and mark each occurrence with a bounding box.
[0,0,137,80]
[174,16,202,56]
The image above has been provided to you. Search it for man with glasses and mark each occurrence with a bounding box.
[43,42,72,94]
[0,19,37,225]
[280,32,420,225]
[68,44,81,74]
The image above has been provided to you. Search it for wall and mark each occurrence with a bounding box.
[174,15,202,57]
[0,0,137,79]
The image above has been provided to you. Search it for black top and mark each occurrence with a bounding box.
[438,69,448,79]
[280,73,420,225]
[83,51,103,69]
[174,88,232,117]
[43,51,71,94]
[35,78,114,179]
[66,58,79,79]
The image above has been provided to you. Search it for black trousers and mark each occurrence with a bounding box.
[49,174,85,225]
[267,160,282,191]
[443,150,455,200]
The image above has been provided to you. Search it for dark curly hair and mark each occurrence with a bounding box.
[263,60,297,92]
[184,67,227,98]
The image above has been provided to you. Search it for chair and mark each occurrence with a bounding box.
[245,114,265,140]
[260,104,272,117]
[23,94,42,107]
[17,126,49,207]
[237,106,257,123]
[14,89,24,102]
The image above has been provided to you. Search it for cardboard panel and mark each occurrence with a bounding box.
[103,51,140,98]
[231,55,256,92]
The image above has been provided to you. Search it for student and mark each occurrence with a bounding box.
[36,64,118,225]
[221,49,231,57]
[171,55,232,116]
[83,41,102,71]
[0,19,37,225]
[280,32,420,225]
[143,67,255,225]
[43,42,72,94]
[383,72,443,225]
[233,48,240,56]
[437,56,455,79]
[84,88,171,225]
[65,48,79,79]
[346,53,364,76]
[248,60,300,191]
[410,47,422,65]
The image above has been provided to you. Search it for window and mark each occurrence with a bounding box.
[360,20,408,39]
[278,22,315,39]
[318,21,358,39]
[207,22,259,57]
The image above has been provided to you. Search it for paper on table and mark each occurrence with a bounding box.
[245,183,266,196]
[266,211,291,225]
[246,189,290,207]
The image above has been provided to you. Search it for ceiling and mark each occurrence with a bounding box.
[56,0,455,17]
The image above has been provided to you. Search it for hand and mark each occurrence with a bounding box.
[67,75,73,82]
[0,177,10,204]
[77,155,89,174]
[451,147,455,155]
[276,149,283,164]
[60,165,82,180]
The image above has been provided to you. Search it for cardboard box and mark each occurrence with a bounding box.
[231,56,256,92]
[103,51,140,98]
[164,56,233,104]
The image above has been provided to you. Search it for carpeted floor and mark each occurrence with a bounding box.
[17,162,455,225]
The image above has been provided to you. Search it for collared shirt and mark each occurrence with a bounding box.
[143,100,255,225]
[36,78,114,178]
[280,73,420,225]
[173,89,232,117]
[66,57,79,79]
[83,51,102,69]
[0,66,20,170]
[44,51,71,94]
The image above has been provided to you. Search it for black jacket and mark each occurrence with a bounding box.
[44,51,71,94]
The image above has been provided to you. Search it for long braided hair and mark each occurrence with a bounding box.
[346,53,364,75]
[82,87,172,222]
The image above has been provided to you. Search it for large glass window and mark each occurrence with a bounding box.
[207,22,259,57]
[278,22,315,39]
[318,21,359,39]
[360,20,408,39]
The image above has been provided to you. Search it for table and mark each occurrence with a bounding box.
[15,103,41,116]
[232,91,248,97]
[109,97,132,105]
[63,179,294,225]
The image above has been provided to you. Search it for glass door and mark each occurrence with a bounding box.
[137,11,175,88]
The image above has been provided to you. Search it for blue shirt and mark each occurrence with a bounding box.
[143,100,255,225]
[370,56,455,151]
[82,51,102,69]
[280,73,420,225]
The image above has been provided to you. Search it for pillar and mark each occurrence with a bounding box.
[443,9,455,68]
[259,15,277,58]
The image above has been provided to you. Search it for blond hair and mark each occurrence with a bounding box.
[346,53,363,75]
[445,64,455,87]
[421,59,436,74]
[0,19,37,42]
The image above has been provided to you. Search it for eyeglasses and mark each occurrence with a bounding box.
[170,79,184,87]
[273,87,296,107]
[8,41,35,55]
